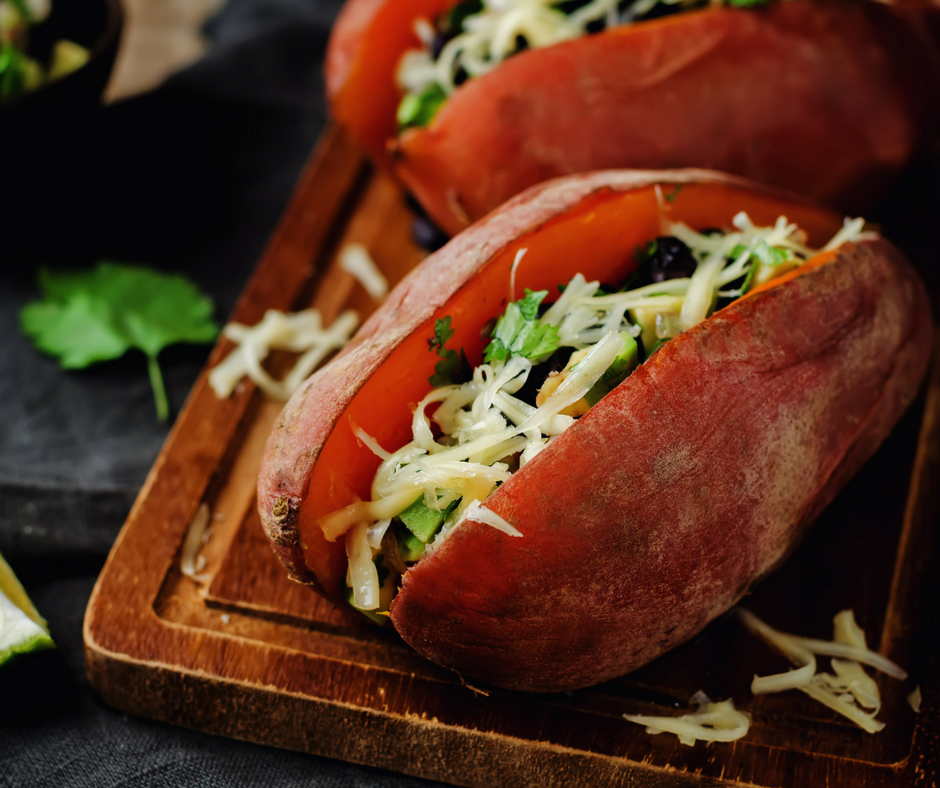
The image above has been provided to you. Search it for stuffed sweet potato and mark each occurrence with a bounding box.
[258,170,931,692]
[326,0,940,235]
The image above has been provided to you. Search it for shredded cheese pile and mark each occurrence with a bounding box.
[209,309,359,400]
[624,691,750,746]
[738,608,907,733]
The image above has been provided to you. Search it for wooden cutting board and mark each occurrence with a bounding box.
[84,124,940,787]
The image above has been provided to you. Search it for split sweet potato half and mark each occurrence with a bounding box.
[258,170,931,691]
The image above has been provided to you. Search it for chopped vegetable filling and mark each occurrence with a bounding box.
[325,213,864,617]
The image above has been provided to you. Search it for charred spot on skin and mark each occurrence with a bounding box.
[273,495,291,523]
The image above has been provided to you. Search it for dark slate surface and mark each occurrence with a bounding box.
[0,3,444,785]
[1,5,335,558]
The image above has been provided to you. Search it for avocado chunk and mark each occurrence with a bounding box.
[585,332,639,405]
[397,83,447,130]
[399,496,455,543]
[397,526,427,563]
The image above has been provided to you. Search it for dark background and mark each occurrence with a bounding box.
[3,0,940,785]
[0,1,447,785]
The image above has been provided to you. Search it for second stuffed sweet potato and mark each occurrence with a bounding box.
[327,0,940,235]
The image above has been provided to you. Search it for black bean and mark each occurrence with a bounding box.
[411,215,450,252]
[644,236,697,282]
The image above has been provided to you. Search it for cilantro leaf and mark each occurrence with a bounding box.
[484,289,560,363]
[731,241,792,267]
[664,184,683,203]
[20,262,218,421]
[428,316,471,387]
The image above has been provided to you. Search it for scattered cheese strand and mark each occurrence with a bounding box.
[339,243,389,300]
[738,608,906,733]
[346,521,380,609]
[180,503,211,584]
[209,309,359,400]
[624,692,750,747]
[908,686,922,713]
[459,500,522,537]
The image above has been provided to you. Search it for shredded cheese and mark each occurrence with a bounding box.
[738,608,907,733]
[180,502,211,584]
[908,686,922,713]
[346,521,381,609]
[339,243,389,300]
[624,692,750,746]
[209,309,358,400]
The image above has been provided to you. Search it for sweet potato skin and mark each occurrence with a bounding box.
[390,237,932,691]
[257,171,931,691]
[329,0,940,235]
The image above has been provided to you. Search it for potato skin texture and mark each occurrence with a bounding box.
[390,238,932,691]
[257,171,931,691]
[327,0,940,235]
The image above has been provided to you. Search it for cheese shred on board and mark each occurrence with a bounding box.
[339,243,389,300]
[322,214,864,617]
[738,608,907,734]
[209,309,359,400]
[623,691,750,746]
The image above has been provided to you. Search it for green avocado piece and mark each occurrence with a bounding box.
[397,527,426,563]
[585,332,639,405]
[399,496,455,543]
[397,83,447,130]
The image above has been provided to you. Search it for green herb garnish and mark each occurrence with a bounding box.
[731,241,792,266]
[484,289,560,363]
[664,184,684,203]
[20,262,219,422]
[428,316,471,386]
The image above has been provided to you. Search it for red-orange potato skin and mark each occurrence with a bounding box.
[327,0,940,235]
[257,171,931,692]
[392,239,931,691]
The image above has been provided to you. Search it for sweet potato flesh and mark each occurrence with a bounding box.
[298,183,841,606]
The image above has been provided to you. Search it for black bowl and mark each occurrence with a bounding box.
[0,0,123,122]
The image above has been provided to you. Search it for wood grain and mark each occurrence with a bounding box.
[84,125,940,787]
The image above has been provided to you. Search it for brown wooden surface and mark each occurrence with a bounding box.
[84,124,940,788]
